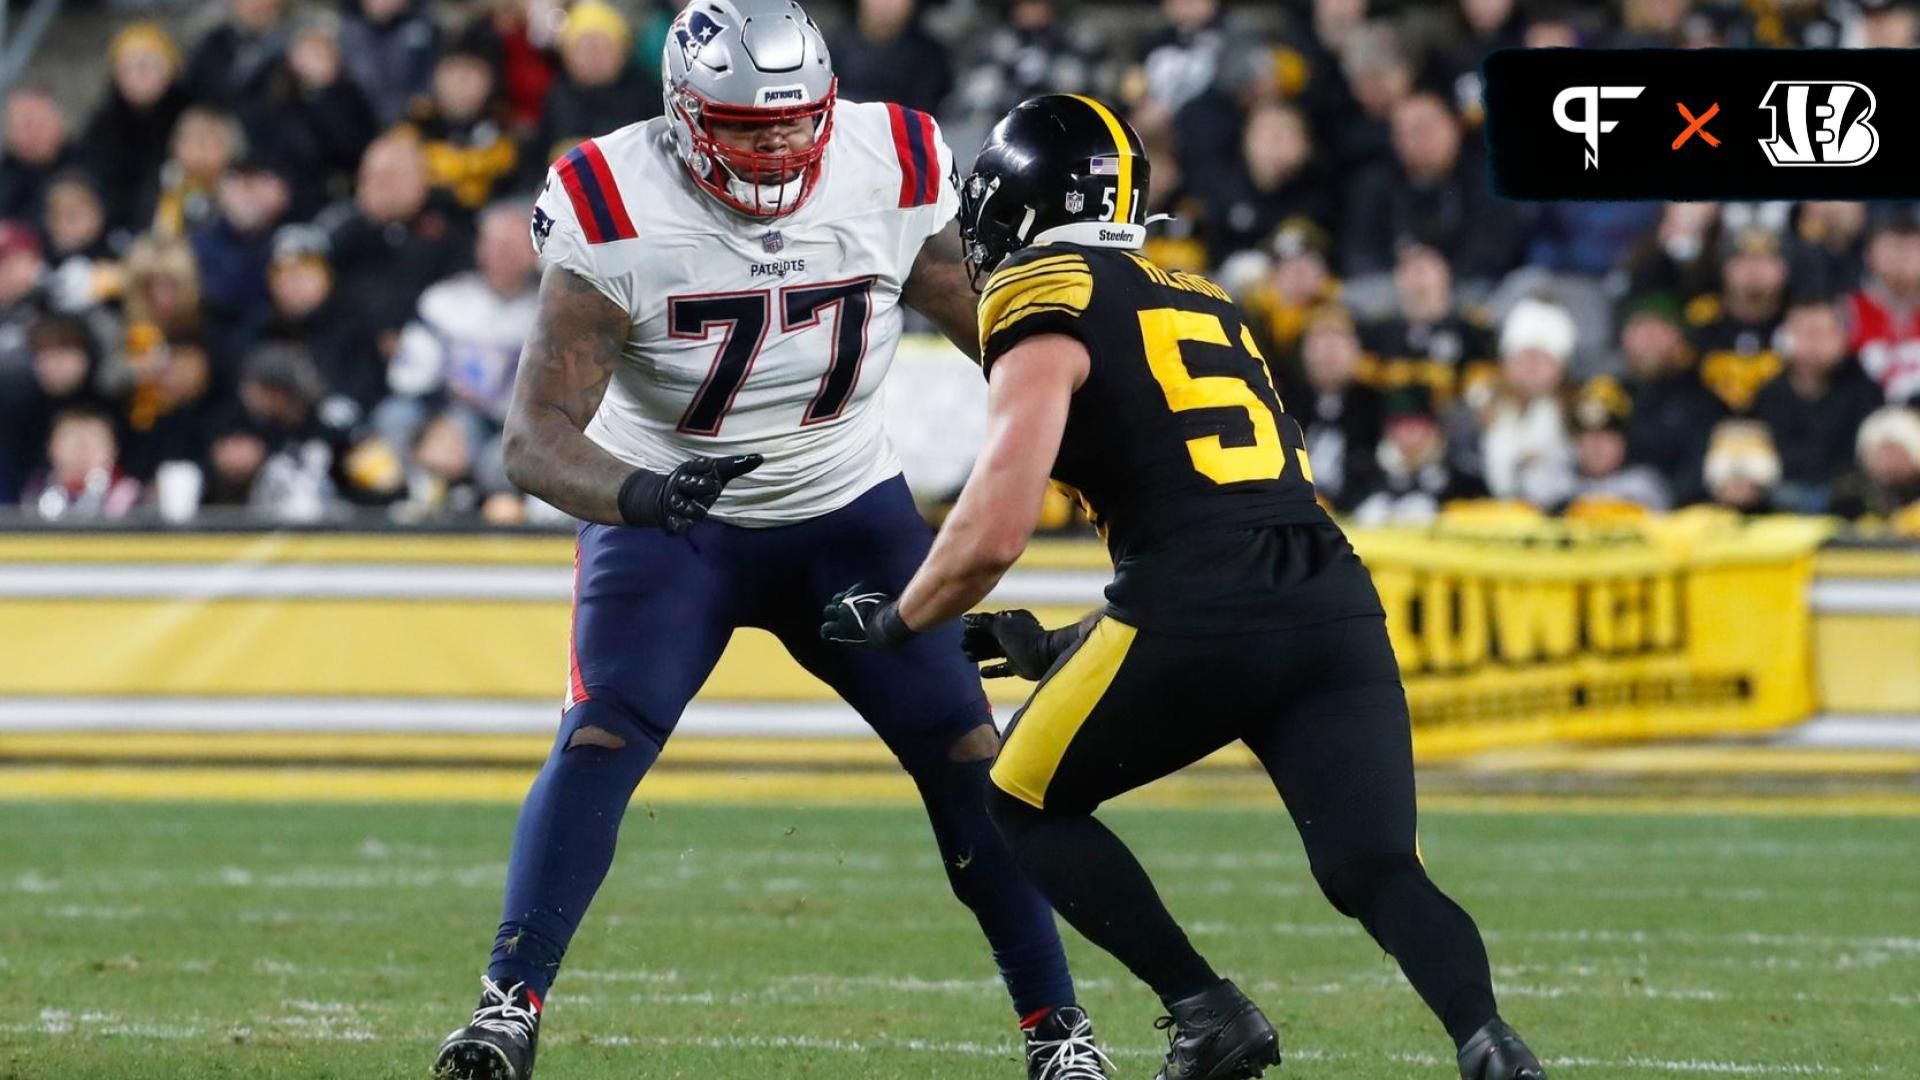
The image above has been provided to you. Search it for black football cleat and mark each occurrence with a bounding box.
[1025,1005,1114,1079]
[1152,980,1282,1080]
[1458,1019,1547,1080]
[432,977,542,1079]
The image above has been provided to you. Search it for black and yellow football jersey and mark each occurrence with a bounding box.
[978,242,1383,634]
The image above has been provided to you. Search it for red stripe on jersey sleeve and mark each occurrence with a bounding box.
[554,153,606,245]
[579,139,637,241]
[887,103,922,209]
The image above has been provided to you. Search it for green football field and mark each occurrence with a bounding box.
[0,800,1913,1079]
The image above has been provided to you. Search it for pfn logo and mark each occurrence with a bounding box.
[1758,81,1878,167]
[1552,85,1645,170]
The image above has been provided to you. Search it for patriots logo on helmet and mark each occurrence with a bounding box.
[674,10,727,67]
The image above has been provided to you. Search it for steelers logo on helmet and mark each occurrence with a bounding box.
[958,94,1152,289]
[662,0,838,220]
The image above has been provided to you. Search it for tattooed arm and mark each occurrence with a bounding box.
[902,222,982,364]
[500,265,635,524]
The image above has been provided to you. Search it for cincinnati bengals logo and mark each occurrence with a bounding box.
[1757,81,1879,167]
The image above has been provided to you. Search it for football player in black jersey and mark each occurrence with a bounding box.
[822,95,1545,1080]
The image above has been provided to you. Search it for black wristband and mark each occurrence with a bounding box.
[616,468,666,527]
[872,602,918,648]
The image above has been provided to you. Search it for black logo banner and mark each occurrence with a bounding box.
[1483,48,1918,200]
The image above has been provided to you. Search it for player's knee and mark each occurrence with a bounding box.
[556,700,660,767]
[1312,853,1426,922]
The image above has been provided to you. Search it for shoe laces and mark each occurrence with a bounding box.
[1030,1010,1114,1079]
[470,976,538,1041]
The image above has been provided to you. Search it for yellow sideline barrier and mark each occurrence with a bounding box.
[0,517,1858,756]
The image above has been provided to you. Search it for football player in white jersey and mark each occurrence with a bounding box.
[431,3,1106,1079]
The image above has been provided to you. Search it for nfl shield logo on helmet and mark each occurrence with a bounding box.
[759,230,785,253]
[1064,190,1085,213]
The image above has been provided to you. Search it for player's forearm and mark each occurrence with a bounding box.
[897,520,1023,630]
[500,411,632,524]
[903,225,982,363]
[501,265,634,524]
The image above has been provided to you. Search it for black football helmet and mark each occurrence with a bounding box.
[958,94,1151,289]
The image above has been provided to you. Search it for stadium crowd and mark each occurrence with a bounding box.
[1,0,1918,531]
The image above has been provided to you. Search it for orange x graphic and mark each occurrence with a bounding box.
[1673,102,1721,149]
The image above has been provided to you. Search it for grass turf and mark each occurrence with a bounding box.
[0,801,1914,1078]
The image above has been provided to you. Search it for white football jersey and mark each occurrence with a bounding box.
[530,99,959,526]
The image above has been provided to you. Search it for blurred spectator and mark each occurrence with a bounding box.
[1350,384,1487,526]
[82,24,190,235]
[376,201,537,476]
[0,315,116,494]
[532,1,658,171]
[261,12,378,219]
[1752,297,1884,513]
[154,107,242,238]
[186,0,292,111]
[1617,293,1724,504]
[121,234,205,347]
[0,222,48,371]
[1857,0,1920,48]
[1563,376,1670,512]
[39,173,117,316]
[1285,0,1365,139]
[259,225,381,413]
[1289,305,1382,510]
[1328,20,1411,173]
[1197,101,1333,265]
[829,0,952,118]
[321,133,469,366]
[1358,241,1495,409]
[340,0,442,129]
[1791,201,1868,297]
[1832,406,1920,524]
[121,332,218,481]
[407,32,520,212]
[1342,92,1526,287]
[950,0,1104,144]
[22,406,141,520]
[1687,226,1787,412]
[1702,419,1782,514]
[483,0,560,132]
[1422,0,1527,128]
[396,410,496,520]
[1625,201,1722,300]
[1521,10,1582,48]
[1129,0,1250,122]
[1241,218,1339,363]
[189,154,294,356]
[202,342,354,520]
[1481,297,1577,508]
[1,86,77,224]
[1845,214,1920,405]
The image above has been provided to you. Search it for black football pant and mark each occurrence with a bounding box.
[985,613,1500,1048]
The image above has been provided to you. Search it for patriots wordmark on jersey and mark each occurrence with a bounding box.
[531,100,959,526]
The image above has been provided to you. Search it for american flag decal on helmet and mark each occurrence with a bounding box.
[1088,157,1121,176]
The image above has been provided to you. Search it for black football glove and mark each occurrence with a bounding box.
[961,609,1081,680]
[819,583,917,649]
[617,453,763,533]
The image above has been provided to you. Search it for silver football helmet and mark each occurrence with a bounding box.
[662,0,836,219]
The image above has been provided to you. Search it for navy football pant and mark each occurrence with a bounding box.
[487,477,1074,1017]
